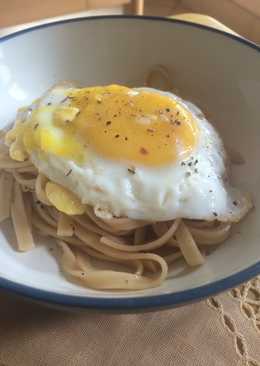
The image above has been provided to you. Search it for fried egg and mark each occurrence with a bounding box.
[6,83,252,222]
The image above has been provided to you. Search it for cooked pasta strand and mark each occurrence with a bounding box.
[0,158,31,169]
[11,182,34,251]
[188,223,231,245]
[57,213,74,237]
[13,170,36,191]
[58,240,167,290]
[176,221,205,266]
[33,201,57,228]
[0,172,14,222]
[101,219,180,253]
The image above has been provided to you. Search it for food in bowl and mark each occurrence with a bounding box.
[0,77,252,291]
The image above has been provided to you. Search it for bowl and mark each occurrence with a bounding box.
[0,15,260,311]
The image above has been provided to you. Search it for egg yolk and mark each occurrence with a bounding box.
[8,85,198,167]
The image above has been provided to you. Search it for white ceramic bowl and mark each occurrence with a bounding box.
[0,15,260,311]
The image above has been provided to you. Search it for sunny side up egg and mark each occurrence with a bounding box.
[6,84,252,222]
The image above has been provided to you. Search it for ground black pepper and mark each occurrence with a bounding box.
[65,169,72,177]
[128,167,136,174]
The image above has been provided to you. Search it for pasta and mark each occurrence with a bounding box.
[0,68,240,291]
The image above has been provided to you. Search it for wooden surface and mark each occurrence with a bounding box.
[181,0,260,42]
[0,0,130,28]
[1,0,258,42]
[132,0,144,15]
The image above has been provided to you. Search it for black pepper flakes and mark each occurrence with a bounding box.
[61,96,69,104]
[128,167,136,174]
[213,212,218,217]
[124,137,128,141]
[194,168,198,173]
[181,162,186,166]
[47,102,52,106]
[175,120,181,126]
[106,121,112,126]
[34,123,39,130]
[194,159,198,165]
[233,200,238,206]
[65,169,72,177]
[185,172,191,177]
[166,108,170,112]
[115,134,120,138]
[209,190,213,193]
[188,162,192,167]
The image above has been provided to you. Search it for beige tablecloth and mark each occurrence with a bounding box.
[0,277,259,366]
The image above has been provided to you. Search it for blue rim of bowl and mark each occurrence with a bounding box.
[1,15,260,310]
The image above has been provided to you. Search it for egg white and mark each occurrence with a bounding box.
[28,85,252,222]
